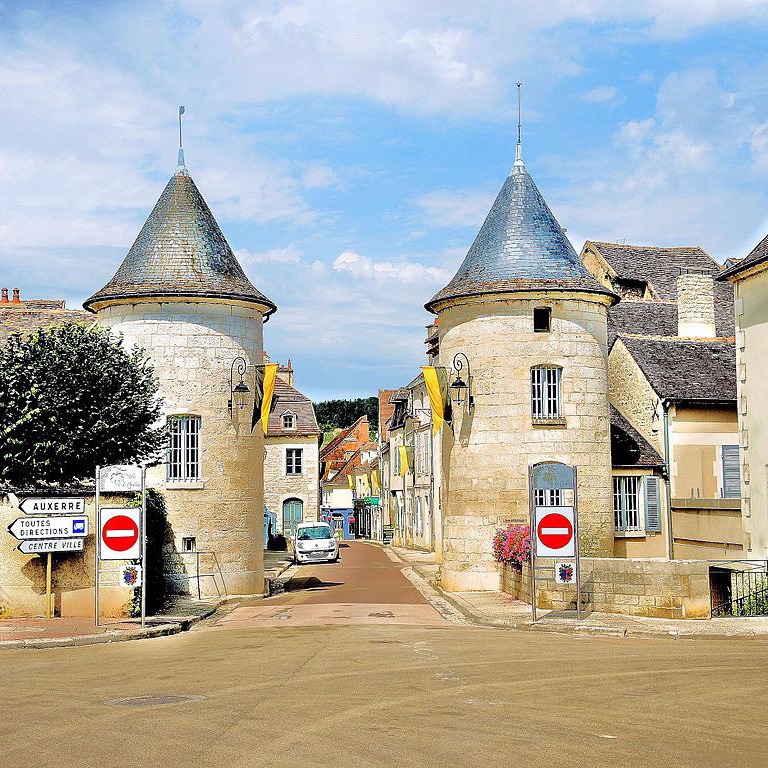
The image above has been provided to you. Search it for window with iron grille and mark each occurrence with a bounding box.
[167,416,201,481]
[531,366,562,418]
[613,476,642,532]
[286,448,303,475]
[534,489,562,506]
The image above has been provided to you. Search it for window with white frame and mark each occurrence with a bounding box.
[613,476,642,532]
[286,448,303,475]
[167,415,201,481]
[534,489,562,506]
[282,412,296,430]
[393,445,401,475]
[531,366,562,419]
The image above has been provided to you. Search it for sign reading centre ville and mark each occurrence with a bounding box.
[18,538,85,554]
[534,507,576,558]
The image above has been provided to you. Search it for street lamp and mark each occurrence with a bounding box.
[228,356,250,415]
[450,352,474,411]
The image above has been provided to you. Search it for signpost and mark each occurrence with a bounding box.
[95,465,145,629]
[8,516,88,540]
[20,497,85,515]
[11,497,87,619]
[18,539,85,555]
[529,462,581,622]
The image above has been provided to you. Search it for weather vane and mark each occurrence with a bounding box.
[178,105,186,168]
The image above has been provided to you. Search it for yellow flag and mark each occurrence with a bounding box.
[252,363,279,434]
[422,366,453,436]
[398,445,409,477]
[348,474,354,489]
[372,470,380,493]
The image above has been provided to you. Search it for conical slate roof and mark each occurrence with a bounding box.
[85,168,276,316]
[425,154,617,312]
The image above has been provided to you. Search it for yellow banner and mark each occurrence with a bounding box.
[252,363,279,434]
[348,474,354,489]
[372,470,380,493]
[422,366,452,436]
[398,445,409,477]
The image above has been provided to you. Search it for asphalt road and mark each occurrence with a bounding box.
[2,542,767,768]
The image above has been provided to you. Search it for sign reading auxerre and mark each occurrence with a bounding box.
[8,516,89,540]
[20,497,85,515]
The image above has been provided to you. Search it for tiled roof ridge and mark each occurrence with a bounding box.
[617,332,735,343]
[319,415,367,459]
[590,241,708,253]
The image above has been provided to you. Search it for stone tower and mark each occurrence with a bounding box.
[85,157,276,596]
[425,143,618,592]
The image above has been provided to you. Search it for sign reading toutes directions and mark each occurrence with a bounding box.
[8,515,89,540]
[99,508,141,560]
[534,506,576,558]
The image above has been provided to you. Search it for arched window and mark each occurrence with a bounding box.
[531,366,562,419]
[282,498,304,535]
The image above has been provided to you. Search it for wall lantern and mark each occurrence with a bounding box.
[450,352,474,411]
[228,356,250,415]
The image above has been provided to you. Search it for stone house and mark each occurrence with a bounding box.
[581,242,740,560]
[719,231,768,558]
[263,360,321,537]
[0,289,90,344]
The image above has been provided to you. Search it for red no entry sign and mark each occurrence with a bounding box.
[534,507,576,557]
[99,507,142,560]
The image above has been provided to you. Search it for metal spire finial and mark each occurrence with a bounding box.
[512,82,525,174]
[177,105,186,171]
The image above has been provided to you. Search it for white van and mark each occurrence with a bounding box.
[293,522,340,565]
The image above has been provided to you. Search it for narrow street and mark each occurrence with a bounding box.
[2,544,768,768]
[211,541,449,629]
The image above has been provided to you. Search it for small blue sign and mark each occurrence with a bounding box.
[72,519,86,535]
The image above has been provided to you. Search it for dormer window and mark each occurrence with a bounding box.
[533,307,551,333]
[282,412,296,430]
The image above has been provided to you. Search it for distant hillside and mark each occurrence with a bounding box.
[314,397,378,441]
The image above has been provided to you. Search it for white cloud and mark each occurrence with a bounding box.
[583,86,620,104]
[235,244,304,264]
[415,188,495,228]
[332,250,452,284]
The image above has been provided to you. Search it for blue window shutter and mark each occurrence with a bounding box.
[644,476,661,533]
[722,445,741,499]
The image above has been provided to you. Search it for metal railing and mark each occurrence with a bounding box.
[709,561,768,617]
[177,550,227,600]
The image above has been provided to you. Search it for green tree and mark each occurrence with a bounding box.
[0,323,164,486]
[314,397,378,433]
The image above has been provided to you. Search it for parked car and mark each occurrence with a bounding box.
[293,522,340,565]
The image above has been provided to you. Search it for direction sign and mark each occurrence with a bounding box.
[8,516,89,540]
[18,538,85,555]
[534,506,576,558]
[99,507,141,560]
[20,497,85,516]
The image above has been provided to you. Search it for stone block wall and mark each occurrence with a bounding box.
[438,294,615,592]
[677,273,716,338]
[0,492,136,618]
[97,299,265,597]
[501,557,711,619]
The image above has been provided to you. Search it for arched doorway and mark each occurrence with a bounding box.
[282,498,304,537]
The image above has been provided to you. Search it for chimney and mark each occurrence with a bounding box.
[677,272,716,338]
[11,288,20,304]
[1,288,8,303]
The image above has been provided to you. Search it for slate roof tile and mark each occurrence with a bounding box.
[610,405,664,468]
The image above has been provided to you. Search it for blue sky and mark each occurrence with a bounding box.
[2,1,768,399]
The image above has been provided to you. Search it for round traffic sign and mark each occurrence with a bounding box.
[537,512,573,550]
[101,514,139,552]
